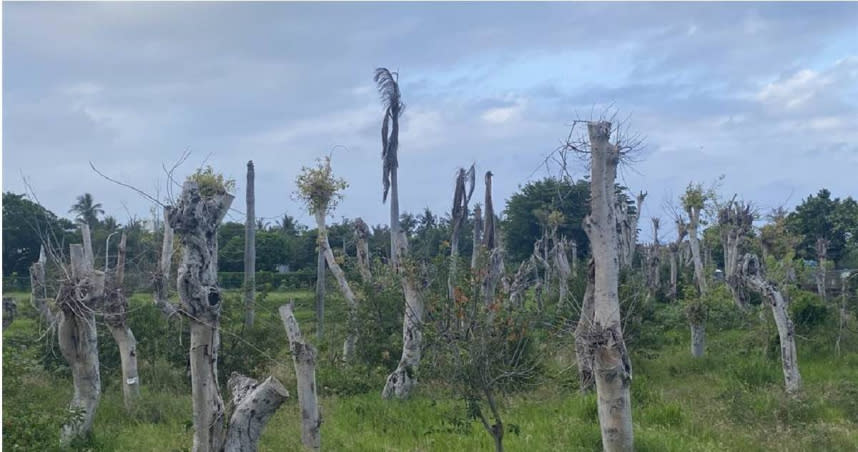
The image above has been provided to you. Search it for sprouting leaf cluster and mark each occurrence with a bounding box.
[295,156,349,216]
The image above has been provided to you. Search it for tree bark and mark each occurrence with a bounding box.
[153,207,179,318]
[574,259,596,393]
[472,204,483,271]
[815,238,828,301]
[58,242,103,446]
[382,259,424,399]
[168,181,233,452]
[314,211,359,361]
[315,247,326,341]
[244,161,256,329]
[690,323,705,357]
[279,303,321,450]
[30,246,56,325]
[719,202,753,310]
[686,206,708,357]
[353,218,372,283]
[584,121,634,451]
[224,374,290,452]
[104,232,140,411]
[553,238,572,307]
[741,254,802,393]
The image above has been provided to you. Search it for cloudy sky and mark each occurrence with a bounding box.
[3,2,857,241]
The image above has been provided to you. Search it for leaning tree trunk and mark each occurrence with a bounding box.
[279,303,321,450]
[353,218,372,284]
[584,121,634,451]
[58,243,103,446]
[741,254,802,393]
[244,160,256,329]
[314,211,360,361]
[104,232,140,411]
[574,259,596,393]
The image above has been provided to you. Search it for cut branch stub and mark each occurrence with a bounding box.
[224,373,289,452]
[279,303,321,450]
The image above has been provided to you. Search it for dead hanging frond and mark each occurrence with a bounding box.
[374,67,404,203]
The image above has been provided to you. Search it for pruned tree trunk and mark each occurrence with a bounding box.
[668,246,678,300]
[686,207,707,357]
[815,237,829,301]
[584,121,634,451]
[315,247,326,341]
[244,161,256,329]
[279,303,321,450]
[483,172,496,251]
[169,181,232,452]
[574,259,596,393]
[153,207,179,318]
[448,166,475,301]
[472,204,483,271]
[58,242,103,446]
[314,211,359,361]
[719,202,753,310]
[224,374,289,452]
[30,246,56,325]
[836,272,851,357]
[104,232,140,411]
[3,297,17,330]
[741,254,802,393]
[382,254,424,399]
[353,218,372,283]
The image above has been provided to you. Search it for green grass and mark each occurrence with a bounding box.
[3,289,857,451]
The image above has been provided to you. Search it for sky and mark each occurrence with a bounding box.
[3,2,857,242]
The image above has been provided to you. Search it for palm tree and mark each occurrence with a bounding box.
[69,193,104,226]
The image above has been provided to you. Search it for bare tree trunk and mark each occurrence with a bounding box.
[30,246,56,325]
[153,208,179,318]
[315,248,326,341]
[244,161,256,329]
[553,238,572,307]
[382,257,424,399]
[584,121,634,451]
[836,272,851,357]
[448,166,475,301]
[571,240,578,275]
[314,211,359,361]
[686,208,707,357]
[669,246,678,300]
[719,202,752,310]
[690,324,705,357]
[508,258,536,307]
[353,218,372,283]
[816,238,829,301]
[168,181,233,452]
[58,242,103,446]
[224,374,290,452]
[574,259,596,393]
[104,232,140,411]
[742,254,802,393]
[279,303,321,450]
[3,297,16,330]
[472,204,483,271]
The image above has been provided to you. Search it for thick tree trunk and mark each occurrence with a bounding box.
[279,303,321,450]
[314,211,359,361]
[168,181,233,452]
[224,374,289,452]
[584,121,634,451]
[353,218,372,283]
[742,254,802,393]
[315,249,326,341]
[244,161,256,329]
[382,257,424,399]
[686,210,708,357]
[574,260,596,393]
[58,243,103,446]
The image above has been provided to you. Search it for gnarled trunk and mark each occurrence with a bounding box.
[382,245,424,399]
[279,303,321,449]
[741,254,802,393]
[105,232,140,410]
[224,374,289,452]
[244,161,256,329]
[584,121,634,451]
[58,242,103,446]
[574,259,596,393]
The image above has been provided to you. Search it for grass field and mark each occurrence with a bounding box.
[3,288,857,451]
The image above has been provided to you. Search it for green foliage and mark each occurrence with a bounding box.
[188,165,235,197]
[294,156,349,216]
[786,188,858,265]
[789,290,829,333]
[502,178,590,264]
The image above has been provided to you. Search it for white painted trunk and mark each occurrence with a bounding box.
[314,211,359,361]
[279,303,321,449]
[585,122,634,451]
[224,374,290,452]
